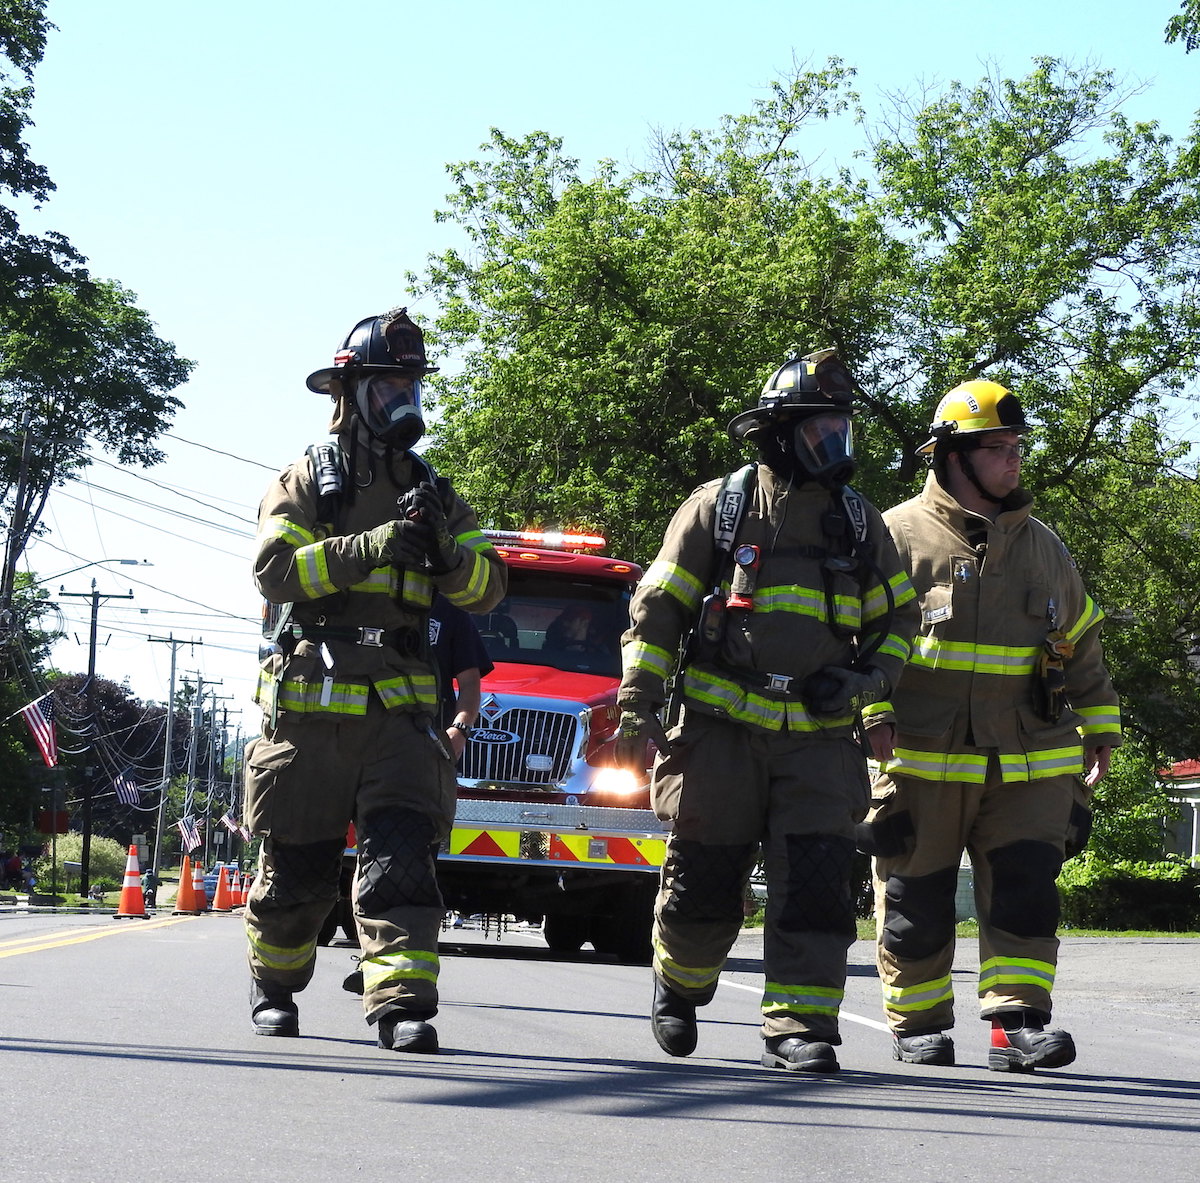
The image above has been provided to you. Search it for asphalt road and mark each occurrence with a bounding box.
[1,908,1196,1182]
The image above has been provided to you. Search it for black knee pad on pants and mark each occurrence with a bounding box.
[262,837,346,906]
[881,864,958,960]
[986,840,1062,938]
[357,807,443,912]
[661,839,757,925]
[856,807,915,859]
[777,833,856,936]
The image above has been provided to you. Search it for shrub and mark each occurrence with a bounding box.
[1058,851,1200,931]
[31,832,129,895]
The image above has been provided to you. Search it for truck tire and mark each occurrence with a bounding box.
[589,880,656,965]
[543,913,590,954]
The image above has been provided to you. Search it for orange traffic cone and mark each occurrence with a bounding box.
[114,844,149,919]
[173,854,200,914]
[235,871,247,907]
[193,860,209,911]
[212,865,235,912]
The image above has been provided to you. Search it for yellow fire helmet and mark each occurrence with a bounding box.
[917,379,1030,456]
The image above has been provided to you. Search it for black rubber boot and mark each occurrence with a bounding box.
[378,1010,439,1054]
[893,1029,955,1066]
[988,1010,1076,1073]
[342,967,364,995]
[651,976,698,1057]
[250,981,299,1037]
[761,1035,840,1074]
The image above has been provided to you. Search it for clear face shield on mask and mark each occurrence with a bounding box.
[355,372,425,445]
[792,411,855,484]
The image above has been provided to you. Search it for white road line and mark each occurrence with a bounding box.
[718,975,890,1031]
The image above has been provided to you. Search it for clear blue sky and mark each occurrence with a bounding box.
[14,0,1197,737]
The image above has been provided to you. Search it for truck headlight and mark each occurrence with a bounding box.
[590,766,644,796]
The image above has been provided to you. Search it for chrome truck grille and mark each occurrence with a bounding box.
[460,700,581,787]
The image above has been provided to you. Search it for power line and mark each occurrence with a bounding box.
[52,491,253,559]
[33,540,254,620]
[56,611,258,642]
[164,431,281,472]
[64,480,256,540]
[87,455,259,524]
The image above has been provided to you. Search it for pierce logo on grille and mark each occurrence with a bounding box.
[472,728,521,744]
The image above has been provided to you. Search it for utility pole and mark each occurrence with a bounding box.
[202,687,231,867]
[229,721,244,865]
[183,673,204,863]
[148,634,202,882]
[59,578,134,898]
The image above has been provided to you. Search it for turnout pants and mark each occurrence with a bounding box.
[243,697,456,1023]
[650,710,869,1042]
[861,760,1092,1033]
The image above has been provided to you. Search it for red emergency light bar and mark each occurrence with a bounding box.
[485,529,606,551]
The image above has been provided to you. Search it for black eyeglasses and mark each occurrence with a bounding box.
[975,441,1025,459]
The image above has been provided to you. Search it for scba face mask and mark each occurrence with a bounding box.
[790,411,855,486]
[356,372,425,446]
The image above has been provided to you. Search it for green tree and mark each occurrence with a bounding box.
[419,61,897,559]
[416,58,1200,814]
[1087,739,1178,861]
[0,0,193,621]
[1165,1,1200,51]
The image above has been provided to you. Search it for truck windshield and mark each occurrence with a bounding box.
[476,570,630,677]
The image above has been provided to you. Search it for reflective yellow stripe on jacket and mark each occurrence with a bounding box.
[881,742,1083,784]
[1076,704,1121,737]
[640,559,704,613]
[260,516,336,599]
[681,666,856,732]
[255,670,438,716]
[909,636,1040,675]
[623,639,676,682]
[442,532,501,609]
[998,747,1085,780]
[1064,595,1104,644]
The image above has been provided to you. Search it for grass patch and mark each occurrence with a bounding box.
[747,914,1199,939]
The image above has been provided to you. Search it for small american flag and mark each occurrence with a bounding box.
[176,816,202,852]
[113,767,141,806]
[19,694,58,768]
[219,810,240,834]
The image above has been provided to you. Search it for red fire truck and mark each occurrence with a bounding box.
[437,530,666,963]
[317,530,667,963]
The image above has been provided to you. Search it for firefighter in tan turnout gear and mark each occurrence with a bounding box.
[616,351,918,1072]
[859,379,1121,1072]
[243,308,506,1053]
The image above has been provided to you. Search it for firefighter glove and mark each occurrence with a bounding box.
[414,482,460,574]
[397,482,443,524]
[613,703,669,770]
[804,665,890,717]
[353,517,432,570]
